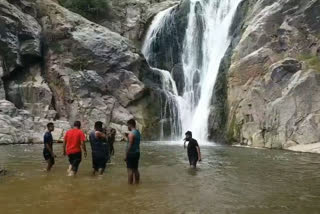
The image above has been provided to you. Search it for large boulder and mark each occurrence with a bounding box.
[35,0,163,139]
[0,99,70,144]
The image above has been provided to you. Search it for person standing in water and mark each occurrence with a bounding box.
[124,119,141,184]
[89,121,109,175]
[63,121,87,176]
[43,123,56,172]
[108,128,116,157]
[184,131,202,168]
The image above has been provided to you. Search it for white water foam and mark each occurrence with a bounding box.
[142,1,242,144]
[180,0,242,142]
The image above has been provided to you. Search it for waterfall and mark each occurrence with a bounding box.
[180,0,242,142]
[142,6,182,140]
[142,0,241,142]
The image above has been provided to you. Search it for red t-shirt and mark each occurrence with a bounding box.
[64,128,86,155]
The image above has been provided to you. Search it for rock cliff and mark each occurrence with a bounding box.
[223,0,320,153]
[0,0,170,143]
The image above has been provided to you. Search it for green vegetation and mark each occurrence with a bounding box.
[227,115,242,144]
[298,54,320,72]
[69,56,92,71]
[59,0,110,21]
[50,42,65,54]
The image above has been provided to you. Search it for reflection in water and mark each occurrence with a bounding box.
[0,142,320,214]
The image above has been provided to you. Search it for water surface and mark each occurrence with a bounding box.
[0,142,320,214]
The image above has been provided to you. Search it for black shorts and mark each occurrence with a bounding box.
[43,149,55,165]
[68,152,82,172]
[126,153,140,169]
[188,154,198,166]
[92,155,107,170]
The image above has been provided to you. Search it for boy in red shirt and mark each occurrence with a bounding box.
[63,121,87,176]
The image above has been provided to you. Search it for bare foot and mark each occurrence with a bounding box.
[67,171,75,177]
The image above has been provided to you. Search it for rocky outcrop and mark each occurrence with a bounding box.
[224,0,320,153]
[140,0,190,95]
[0,0,41,74]
[0,0,68,144]
[99,0,180,44]
[0,0,166,143]
[0,99,70,144]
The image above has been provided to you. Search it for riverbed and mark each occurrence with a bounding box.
[0,142,319,214]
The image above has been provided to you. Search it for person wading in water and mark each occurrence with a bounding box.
[108,128,116,159]
[43,123,56,172]
[89,121,109,175]
[184,131,202,168]
[63,121,87,176]
[124,119,141,184]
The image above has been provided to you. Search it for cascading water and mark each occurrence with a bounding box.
[142,0,241,142]
[180,0,242,142]
[142,6,182,140]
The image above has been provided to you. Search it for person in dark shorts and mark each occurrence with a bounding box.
[124,119,141,184]
[43,123,56,172]
[184,131,201,168]
[63,121,87,176]
[108,128,116,157]
[89,121,109,175]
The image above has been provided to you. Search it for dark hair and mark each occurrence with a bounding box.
[127,119,136,127]
[74,121,81,128]
[185,131,192,137]
[94,121,103,131]
[47,122,54,129]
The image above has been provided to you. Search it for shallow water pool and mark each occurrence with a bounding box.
[0,142,320,214]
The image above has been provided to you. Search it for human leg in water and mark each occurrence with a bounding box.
[98,168,105,175]
[133,169,140,184]
[46,158,55,172]
[127,168,134,184]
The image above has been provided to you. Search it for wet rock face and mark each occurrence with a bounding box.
[223,0,320,151]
